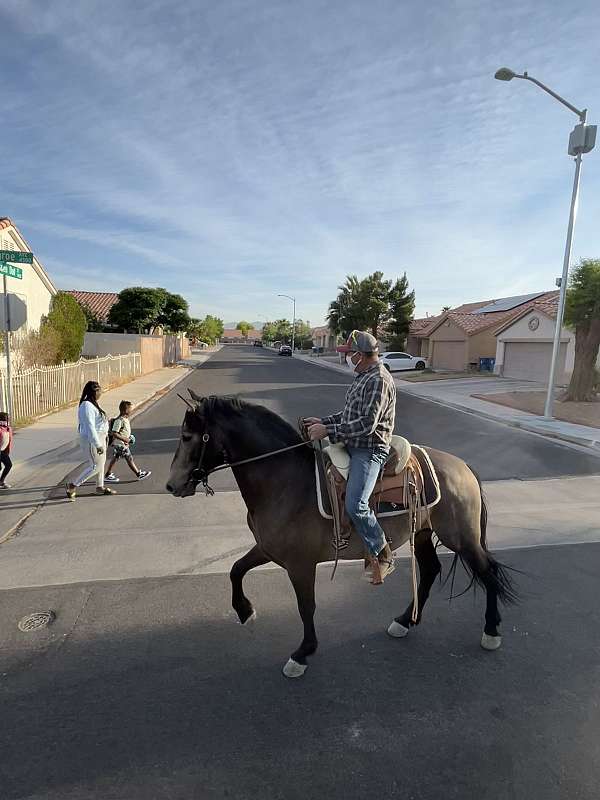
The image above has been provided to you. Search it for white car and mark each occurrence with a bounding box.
[379,351,427,372]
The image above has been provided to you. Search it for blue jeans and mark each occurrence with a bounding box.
[345,446,389,557]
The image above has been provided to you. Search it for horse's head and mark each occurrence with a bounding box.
[166,390,228,497]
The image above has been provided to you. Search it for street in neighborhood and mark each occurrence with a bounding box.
[1,346,600,799]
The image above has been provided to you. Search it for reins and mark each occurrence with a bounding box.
[191,432,313,495]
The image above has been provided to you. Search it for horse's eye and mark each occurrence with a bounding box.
[182,434,192,443]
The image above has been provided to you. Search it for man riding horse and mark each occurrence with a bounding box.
[305,330,396,585]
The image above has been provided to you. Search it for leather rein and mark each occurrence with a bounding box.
[190,432,313,495]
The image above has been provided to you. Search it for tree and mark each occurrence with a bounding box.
[109,287,166,333]
[188,315,224,343]
[41,291,87,362]
[563,258,600,401]
[156,291,191,333]
[293,320,313,349]
[327,271,392,338]
[236,321,253,339]
[441,305,451,312]
[261,319,292,343]
[79,303,104,332]
[385,273,415,350]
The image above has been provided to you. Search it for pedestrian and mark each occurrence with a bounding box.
[66,381,115,500]
[104,400,151,483]
[0,411,13,489]
[305,330,397,585]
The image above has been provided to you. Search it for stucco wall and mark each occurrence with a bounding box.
[494,310,575,383]
[1,226,55,332]
[468,328,499,366]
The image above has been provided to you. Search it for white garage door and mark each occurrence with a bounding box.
[432,341,465,370]
[503,342,567,382]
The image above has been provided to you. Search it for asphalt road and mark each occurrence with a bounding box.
[1,543,599,799]
[107,345,599,495]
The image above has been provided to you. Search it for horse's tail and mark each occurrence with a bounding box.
[444,465,519,606]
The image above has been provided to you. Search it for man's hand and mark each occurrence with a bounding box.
[307,423,328,441]
[303,417,322,426]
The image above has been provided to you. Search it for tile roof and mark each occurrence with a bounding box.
[0,217,14,231]
[411,291,559,338]
[221,329,262,339]
[67,290,120,322]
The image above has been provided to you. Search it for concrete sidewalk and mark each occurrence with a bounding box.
[395,376,600,451]
[292,353,600,452]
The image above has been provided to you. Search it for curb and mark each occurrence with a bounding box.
[291,352,352,376]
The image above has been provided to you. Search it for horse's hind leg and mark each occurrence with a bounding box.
[387,529,441,638]
[230,544,270,624]
[283,561,318,678]
[460,547,505,651]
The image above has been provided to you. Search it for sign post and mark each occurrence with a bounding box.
[0,251,31,419]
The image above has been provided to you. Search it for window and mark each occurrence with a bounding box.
[386,353,411,359]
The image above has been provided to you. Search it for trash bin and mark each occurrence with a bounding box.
[479,357,495,372]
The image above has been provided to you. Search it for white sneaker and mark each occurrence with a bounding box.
[137,470,151,481]
[105,473,120,483]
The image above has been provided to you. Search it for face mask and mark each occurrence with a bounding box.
[346,352,362,372]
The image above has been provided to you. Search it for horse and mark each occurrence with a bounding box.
[166,392,517,678]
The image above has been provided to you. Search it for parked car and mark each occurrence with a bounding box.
[379,352,427,372]
[279,345,292,357]
[253,339,263,347]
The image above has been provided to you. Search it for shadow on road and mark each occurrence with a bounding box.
[0,544,598,799]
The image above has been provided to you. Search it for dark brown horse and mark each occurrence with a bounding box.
[167,393,517,678]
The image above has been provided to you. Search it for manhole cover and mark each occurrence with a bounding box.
[18,611,56,632]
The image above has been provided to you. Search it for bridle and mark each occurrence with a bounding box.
[189,429,313,496]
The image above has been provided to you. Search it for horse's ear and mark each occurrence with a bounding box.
[177,393,195,410]
[188,388,203,403]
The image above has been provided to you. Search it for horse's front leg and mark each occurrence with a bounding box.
[230,544,270,624]
[283,561,318,678]
[388,529,440,638]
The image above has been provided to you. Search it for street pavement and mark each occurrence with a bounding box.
[1,345,600,799]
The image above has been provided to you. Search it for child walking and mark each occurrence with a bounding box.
[0,411,13,489]
[105,401,151,483]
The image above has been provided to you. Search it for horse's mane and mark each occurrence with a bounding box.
[205,395,304,449]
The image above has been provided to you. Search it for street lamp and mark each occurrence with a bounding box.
[277,294,296,352]
[495,67,597,419]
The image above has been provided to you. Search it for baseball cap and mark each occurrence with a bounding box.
[337,330,379,354]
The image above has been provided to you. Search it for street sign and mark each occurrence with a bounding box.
[0,293,27,331]
[0,250,33,264]
[0,262,23,280]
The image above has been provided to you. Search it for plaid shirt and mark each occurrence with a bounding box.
[323,363,396,448]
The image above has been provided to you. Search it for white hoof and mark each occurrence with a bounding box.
[481,632,502,651]
[244,610,257,625]
[282,658,308,678]
[387,620,409,638]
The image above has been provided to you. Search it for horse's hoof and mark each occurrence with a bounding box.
[481,632,502,651]
[243,610,257,625]
[282,658,308,678]
[387,620,409,638]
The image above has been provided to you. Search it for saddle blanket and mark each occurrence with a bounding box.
[314,444,441,521]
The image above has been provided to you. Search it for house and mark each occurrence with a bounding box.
[221,328,262,343]
[67,290,119,324]
[493,294,600,384]
[0,218,57,331]
[311,325,339,351]
[413,291,558,371]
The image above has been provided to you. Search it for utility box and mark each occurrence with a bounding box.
[0,293,27,331]
[568,123,597,155]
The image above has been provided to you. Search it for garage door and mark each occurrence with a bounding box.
[503,342,567,382]
[432,341,465,370]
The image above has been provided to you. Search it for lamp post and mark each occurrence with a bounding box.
[277,294,296,352]
[495,67,596,419]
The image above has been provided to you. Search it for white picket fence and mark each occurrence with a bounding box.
[0,353,142,423]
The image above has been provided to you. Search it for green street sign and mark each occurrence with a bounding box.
[0,250,33,264]
[0,262,23,280]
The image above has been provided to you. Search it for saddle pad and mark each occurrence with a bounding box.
[315,445,441,521]
[323,434,411,481]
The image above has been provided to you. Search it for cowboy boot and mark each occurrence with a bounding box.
[370,543,395,585]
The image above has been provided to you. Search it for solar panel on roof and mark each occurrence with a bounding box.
[472,292,545,314]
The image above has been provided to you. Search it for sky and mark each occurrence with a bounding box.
[2,0,600,327]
